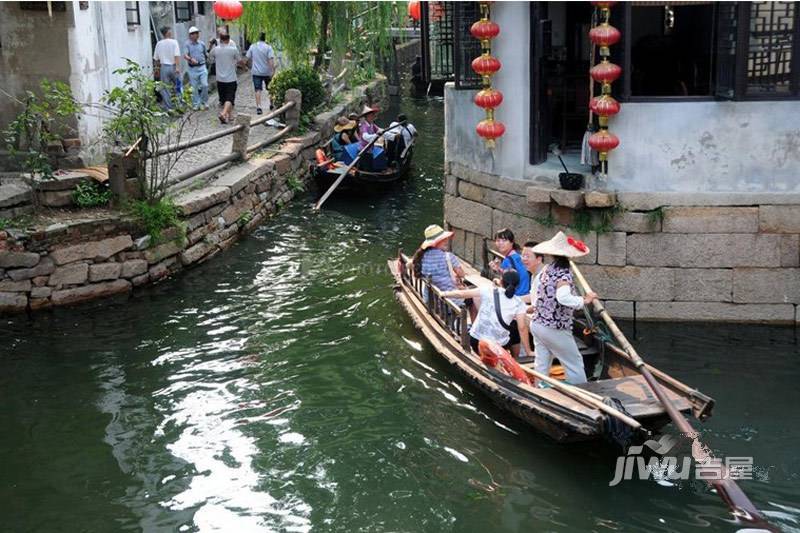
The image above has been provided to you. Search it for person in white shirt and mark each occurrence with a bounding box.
[383,114,417,162]
[209,31,243,124]
[441,270,533,358]
[245,33,276,116]
[153,27,181,110]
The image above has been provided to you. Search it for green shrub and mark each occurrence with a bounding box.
[73,181,112,208]
[128,198,181,243]
[269,65,325,113]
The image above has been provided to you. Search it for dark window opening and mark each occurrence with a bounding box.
[125,2,140,27]
[175,1,193,22]
[629,3,715,97]
[198,2,206,16]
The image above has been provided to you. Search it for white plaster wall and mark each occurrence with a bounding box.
[445,2,531,181]
[609,101,800,192]
[445,3,800,194]
[68,0,154,162]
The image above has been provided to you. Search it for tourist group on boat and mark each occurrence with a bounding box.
[321,106,417,172]
[411,224,598,386]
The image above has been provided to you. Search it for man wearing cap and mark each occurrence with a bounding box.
[153,27,181,110]
[184,27,209,110]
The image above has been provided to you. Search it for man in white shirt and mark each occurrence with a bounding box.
[153,27,181,110]
[245,32,276,116]
[209,31,243,124]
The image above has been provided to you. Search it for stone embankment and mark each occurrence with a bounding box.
[445,161,800,324]
[0,78,386,315]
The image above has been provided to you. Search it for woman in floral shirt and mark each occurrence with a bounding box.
[530,232,599,385]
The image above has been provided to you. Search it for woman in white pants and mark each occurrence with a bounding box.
[530,232,598,385]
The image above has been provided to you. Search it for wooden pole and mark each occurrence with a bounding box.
[569,261,774,529]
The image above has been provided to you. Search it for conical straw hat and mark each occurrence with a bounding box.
[531,231,590,258]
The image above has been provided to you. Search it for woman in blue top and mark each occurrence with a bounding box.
[489,228,531,356]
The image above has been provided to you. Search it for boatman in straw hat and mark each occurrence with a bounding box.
[529,231,599,385]
[411,224,476,319]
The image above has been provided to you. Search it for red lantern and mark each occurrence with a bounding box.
[590,60,622,84]
[477,119,505,147]
[589,95,620,117]
[213,0,243,21]
[408,0,421,21]
[591,1,618,8]
[471,54,501,77]
[474,88,503,109]
[588,130,620,160]
[589,23,621,49]
[470,19,500,41]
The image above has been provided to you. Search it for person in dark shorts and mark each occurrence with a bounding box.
[245,32,276,116]
[209,31,242,124]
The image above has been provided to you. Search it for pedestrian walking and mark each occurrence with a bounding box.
[153,27,181,110]
[245,32,276,116]
[183,26,209,110]
[209,31,243,124]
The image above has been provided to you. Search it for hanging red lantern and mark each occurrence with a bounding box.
[588,130,620,160]
[591,1,618,8]
[213,0,243,21]
[476,119,506,147]
[471,54,501,77]
[474,88,503,109]
[589,95,620,117]
[589,23,621,55]
[590,60,622,84]
[470,19,500,42]
[408,0,421,21]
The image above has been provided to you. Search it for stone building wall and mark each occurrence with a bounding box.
[444,162,800,324]
[0,79,387,315]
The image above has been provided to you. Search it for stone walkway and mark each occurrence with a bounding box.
[165,71,285,181]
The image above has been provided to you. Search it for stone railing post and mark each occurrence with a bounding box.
[231,113,252,161]
[284,89,302,130]
[108,150,142,206]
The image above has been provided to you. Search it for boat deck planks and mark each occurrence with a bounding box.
[579,375,692,419]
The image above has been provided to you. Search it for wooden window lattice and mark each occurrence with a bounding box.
[454,2,483,90]
[746,1,796,94]
[125,1,140,27]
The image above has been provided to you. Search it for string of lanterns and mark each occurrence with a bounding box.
[588,1,621,175]
[471,2,504,148]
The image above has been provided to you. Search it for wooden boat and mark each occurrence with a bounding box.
[312,136,415,195]
[387,253,715,443]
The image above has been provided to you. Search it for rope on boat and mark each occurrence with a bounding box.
[602,397,636,451]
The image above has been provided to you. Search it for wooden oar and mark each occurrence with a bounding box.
[570,261,774,529]
[313,121,407,211]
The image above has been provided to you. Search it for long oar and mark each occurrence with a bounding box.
[569,261,774,529]
[313,122,407,210]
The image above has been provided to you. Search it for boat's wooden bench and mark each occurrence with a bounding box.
[577,375,692,419]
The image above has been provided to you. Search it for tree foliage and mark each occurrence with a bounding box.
[238,2,403,70]
[103,59,195,203]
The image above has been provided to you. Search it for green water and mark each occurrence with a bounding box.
[1,97,799,532]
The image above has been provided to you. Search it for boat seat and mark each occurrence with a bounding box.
[577,375,692,419]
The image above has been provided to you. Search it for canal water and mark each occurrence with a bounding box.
[1,97,799,533]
